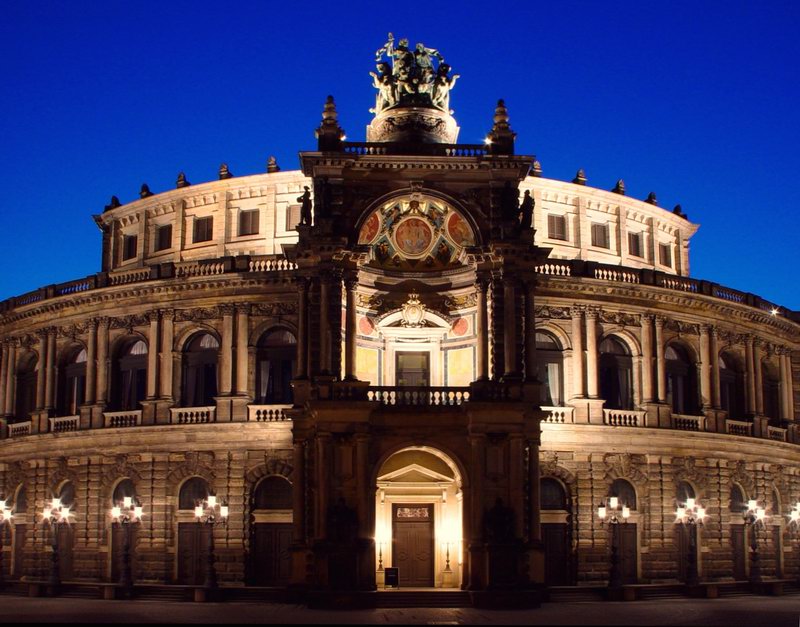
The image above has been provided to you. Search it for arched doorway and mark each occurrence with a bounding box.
[665,344,699,415]
[255,329,296,404]
[249,476,293,585]
[540,477,572,585]
[675,481,697,582]
[609,478,638,584]
[10,485,26,579]
[14,352,37,422]
[110,338,147,411]
[54,481,76,581]
[375,447,463,588]
[761,361,781,425]
[110,478,138,582]
[181,333,219,407]
[719,352,745,419]
[57,346,87,417]
[176,476,210,584]
[536,332,564,407]
[729,484,747,580]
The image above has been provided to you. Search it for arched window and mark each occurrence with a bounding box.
[179,477,209,510]
[110,339,147,411]
[13,486,27,513]
[761,361,781,424]
[536,332,563,407]
[15,352,38,421]
[676,481,695,505]
[665,344,698,415]
[610,478,637,510]
[719,353,745,419]
[57,347,87,417]
[58,482,76,510]
[771,489,781,516]
[729,484,746,513]
[112,479,136,504]
[599,337,633,410]
[540,477,568,510]
[255,329,296,404]
[253,476,293,510]
[182,333,219,407]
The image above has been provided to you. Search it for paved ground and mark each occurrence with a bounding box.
[0,596,799,625]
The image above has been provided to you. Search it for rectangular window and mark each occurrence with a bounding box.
[155,224,172,252]
[122,235,138,261]
[628,232,642,258]
[547,214,567,241]
[659,243,672,267]
[591,223,609,249]
[238,209,259,236]
[285,205,301,231]
[193,216,213,243]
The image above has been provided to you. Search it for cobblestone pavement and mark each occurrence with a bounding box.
[0,596,799,625]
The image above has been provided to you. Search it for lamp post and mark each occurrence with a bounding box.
[42,498,72,590]
[674,497,707,587]
[0,499,13,588]
[110,496,144,594]
[597,496,630,589]
[194,495,228,592]
[443,542,452,573]
[743,498,766,584]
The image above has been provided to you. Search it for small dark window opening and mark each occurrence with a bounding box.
[239,210,259,236]
[591,223,609,249]
[659,243,672,267]
[122,235,138,261]
[547,215,567,241]
[285,205,302,231]
[155,224,172,252]
[253,476,293,510]
[628,232,643,258]
[193,216,213,243]
[179,477,210,510]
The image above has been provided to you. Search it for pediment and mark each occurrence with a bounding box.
[377,463,454,484]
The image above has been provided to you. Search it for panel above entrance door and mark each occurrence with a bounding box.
[392,504,434,587]
[396,352,430,387]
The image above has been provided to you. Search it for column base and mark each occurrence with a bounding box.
[641,402,670,428]
[568,398,605,424]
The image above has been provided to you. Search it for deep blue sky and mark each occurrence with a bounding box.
[1,1,798,308]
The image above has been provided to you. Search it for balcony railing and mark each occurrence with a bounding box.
[725,419,753,437]
[170,407,216,424]
[49,415,80,433]
[542,406,575,424]
[367,387,470,406]
[8,421,31,438]
[603,409,645,427]
[248,405,291,422]
[103,410,142,428]
[673,414,705,432]
[767,425,788,442]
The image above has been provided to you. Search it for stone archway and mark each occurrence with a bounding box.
[374,446,463,589]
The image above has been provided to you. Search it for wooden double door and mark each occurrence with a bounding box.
[392,504,434,587]
[250,523,292,586]
[177,523,209,585]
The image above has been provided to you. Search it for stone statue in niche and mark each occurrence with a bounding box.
[297,186,312,226]
[519,190,534,230]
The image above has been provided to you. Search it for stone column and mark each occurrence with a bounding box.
[319,275,330,375]
[316,434,331,539]
[146,312,159,399]
[468,434,486,590]
[219,305,234,396]
[745,336,756,415]
[355,433,374,588]
[585,307,599,398]
[95,318,109,406]
[524,282,537,382]
[503,279,517,378]
[528,441,541,544]
[655,316,666,403]
[85,321,97,404]
[235,304,249,395]
[45,330,56,411]
[710,327,721,408]
[779,349,791,421]
[296,279,309,379]
[344,277,358,381]
[0,343,6,417]
[641,314,654,403]
[571,307,584,398]
[159,310,174,399]
[754,340,764,415]
[35,333,47,411]
[292,441,306,544]
[475,278,490,380]
[4,343,15,416]
[699,325,712,409]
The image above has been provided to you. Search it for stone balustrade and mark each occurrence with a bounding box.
[248,405,291,422]
[170,406,216,424]
[49,415,80,433]
[367,386,470,406]
[602,409,645,427]
[726,419,753,437]
[672,414,705,432]
[103,410,142,428]
[542,406,575,424]
[768,425,788,442]
[8,421,31,438]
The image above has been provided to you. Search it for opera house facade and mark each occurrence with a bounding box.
[0,37,797,601]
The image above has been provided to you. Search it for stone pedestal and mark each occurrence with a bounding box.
[366,107,459,144]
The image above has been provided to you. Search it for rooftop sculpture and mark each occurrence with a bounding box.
[371,33,459,114]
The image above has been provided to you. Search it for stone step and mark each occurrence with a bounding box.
[374,591,472,608]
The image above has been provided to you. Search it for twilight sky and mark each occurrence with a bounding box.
[1,1,798,308]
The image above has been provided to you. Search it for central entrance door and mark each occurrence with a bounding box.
[396,352,430,387]
[392,504,434,587]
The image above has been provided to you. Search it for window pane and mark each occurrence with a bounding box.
[155,224,172,252]
[547,215,567,241]
[659,243,672,267]
[122,235,138,261]
[591,223,609,248]
[239,210,259,236]
[193,217,213,243]
[628,232,642,258]
[286,205,302,231]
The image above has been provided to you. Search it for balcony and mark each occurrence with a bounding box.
[248,405,291,422]
[367,387,470,407]
[170,407,216,425]
[602,409,646,427]
[103,410,143,428]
